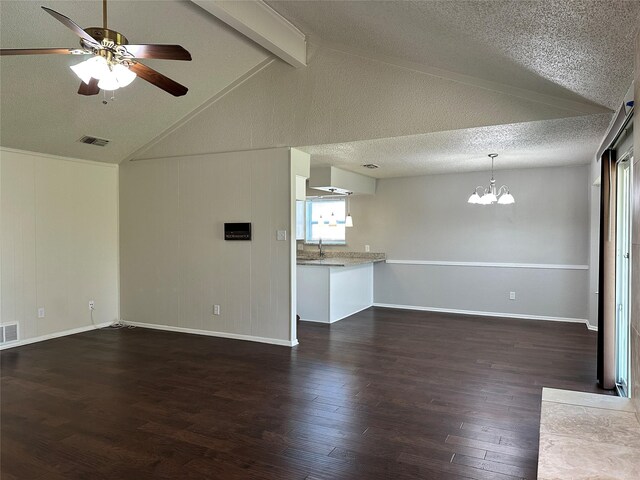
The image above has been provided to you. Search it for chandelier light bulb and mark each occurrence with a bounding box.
[498,192,515,205]
[468,192,481,204]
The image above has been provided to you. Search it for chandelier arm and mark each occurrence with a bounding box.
[497,185,510,195]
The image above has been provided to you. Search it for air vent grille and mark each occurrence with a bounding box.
[0,323,18,344]
[79,135,110,147]
[362,163,380,169]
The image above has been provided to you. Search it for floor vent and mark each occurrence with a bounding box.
[78,135,110,147]
[0,323,19,344]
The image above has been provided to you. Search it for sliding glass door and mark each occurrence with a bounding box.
[615,155,632,397]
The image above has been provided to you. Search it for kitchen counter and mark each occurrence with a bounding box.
[296,252,384,323]
[296,251,385,267]
[296,257,385,266]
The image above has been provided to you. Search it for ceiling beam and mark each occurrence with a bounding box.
[192,0,306,68]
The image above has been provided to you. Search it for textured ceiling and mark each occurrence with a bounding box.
[1,1,636,166]
[0,0,270,163]
[268,0,639,110]
[300,114,613,178]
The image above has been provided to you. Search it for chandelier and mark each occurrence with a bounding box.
[468,154,515,205]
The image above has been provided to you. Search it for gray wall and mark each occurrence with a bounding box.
[321,164,590,321]
[1,149,119,346]
[119,148,296,345]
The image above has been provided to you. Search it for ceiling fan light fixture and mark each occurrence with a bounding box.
[70,55,110,84]
[112,63,136,87]
[70,57,136,91]
[97,63,137,90]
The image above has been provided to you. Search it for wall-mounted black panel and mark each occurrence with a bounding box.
[224,222,251,241]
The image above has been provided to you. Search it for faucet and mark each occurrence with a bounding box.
[318,238,325,258]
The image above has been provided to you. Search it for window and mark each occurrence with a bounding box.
[305,198,346,244]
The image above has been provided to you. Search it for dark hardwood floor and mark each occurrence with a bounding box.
[1,307,605,479]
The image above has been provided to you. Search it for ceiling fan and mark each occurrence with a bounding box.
[0,0,191,97]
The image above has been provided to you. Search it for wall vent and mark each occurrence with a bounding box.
[362,163,380,169]
[78,135,110,147]
[0,323,19,344]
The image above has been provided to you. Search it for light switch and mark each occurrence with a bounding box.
[38,307,45,318]
[277,230,287,241]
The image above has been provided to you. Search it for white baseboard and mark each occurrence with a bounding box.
[299,317,330,324]
[586,323,598,331]
[373,303,591,328]
[299,304,373,324]
[0,322,112,350]
[124,321,298,347]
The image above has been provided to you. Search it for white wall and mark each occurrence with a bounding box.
[323,164,590,321]
[1,148,119,346]
[119,148,299,346]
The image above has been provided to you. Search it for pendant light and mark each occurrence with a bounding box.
[345,191,354,227]
[468,154,515,205]
[327,188,338,227]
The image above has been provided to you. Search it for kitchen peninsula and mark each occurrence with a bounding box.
[297,252,385,323]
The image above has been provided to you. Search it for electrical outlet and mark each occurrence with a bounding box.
[365,245,370,252]
[37,307,45,318]
[89,300,95,311]
[213,304,221,316]
[509,291,516,300]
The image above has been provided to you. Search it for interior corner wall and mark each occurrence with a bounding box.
[333,164,591,321]
[118,148,294,345]
[0,148,119,346]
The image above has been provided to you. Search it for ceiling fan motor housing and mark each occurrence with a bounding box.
[84,27,128,46]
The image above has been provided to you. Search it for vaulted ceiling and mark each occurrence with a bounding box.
[0,1,270,163]
[268,0,638,110]
[1,1,638,174]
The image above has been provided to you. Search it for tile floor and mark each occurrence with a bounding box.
[538,388,640,479]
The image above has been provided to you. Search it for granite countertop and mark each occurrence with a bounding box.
[296,251,385,266]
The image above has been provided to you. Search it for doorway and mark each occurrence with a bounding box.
[615,155,632,397]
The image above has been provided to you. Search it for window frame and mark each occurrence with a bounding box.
[304,197,347,245]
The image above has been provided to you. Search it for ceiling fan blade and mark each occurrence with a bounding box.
[0,48,87,56]
[78,78,100,96]
[41,7,100,47]
[124,44,192,61]
[129,62,188,97]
